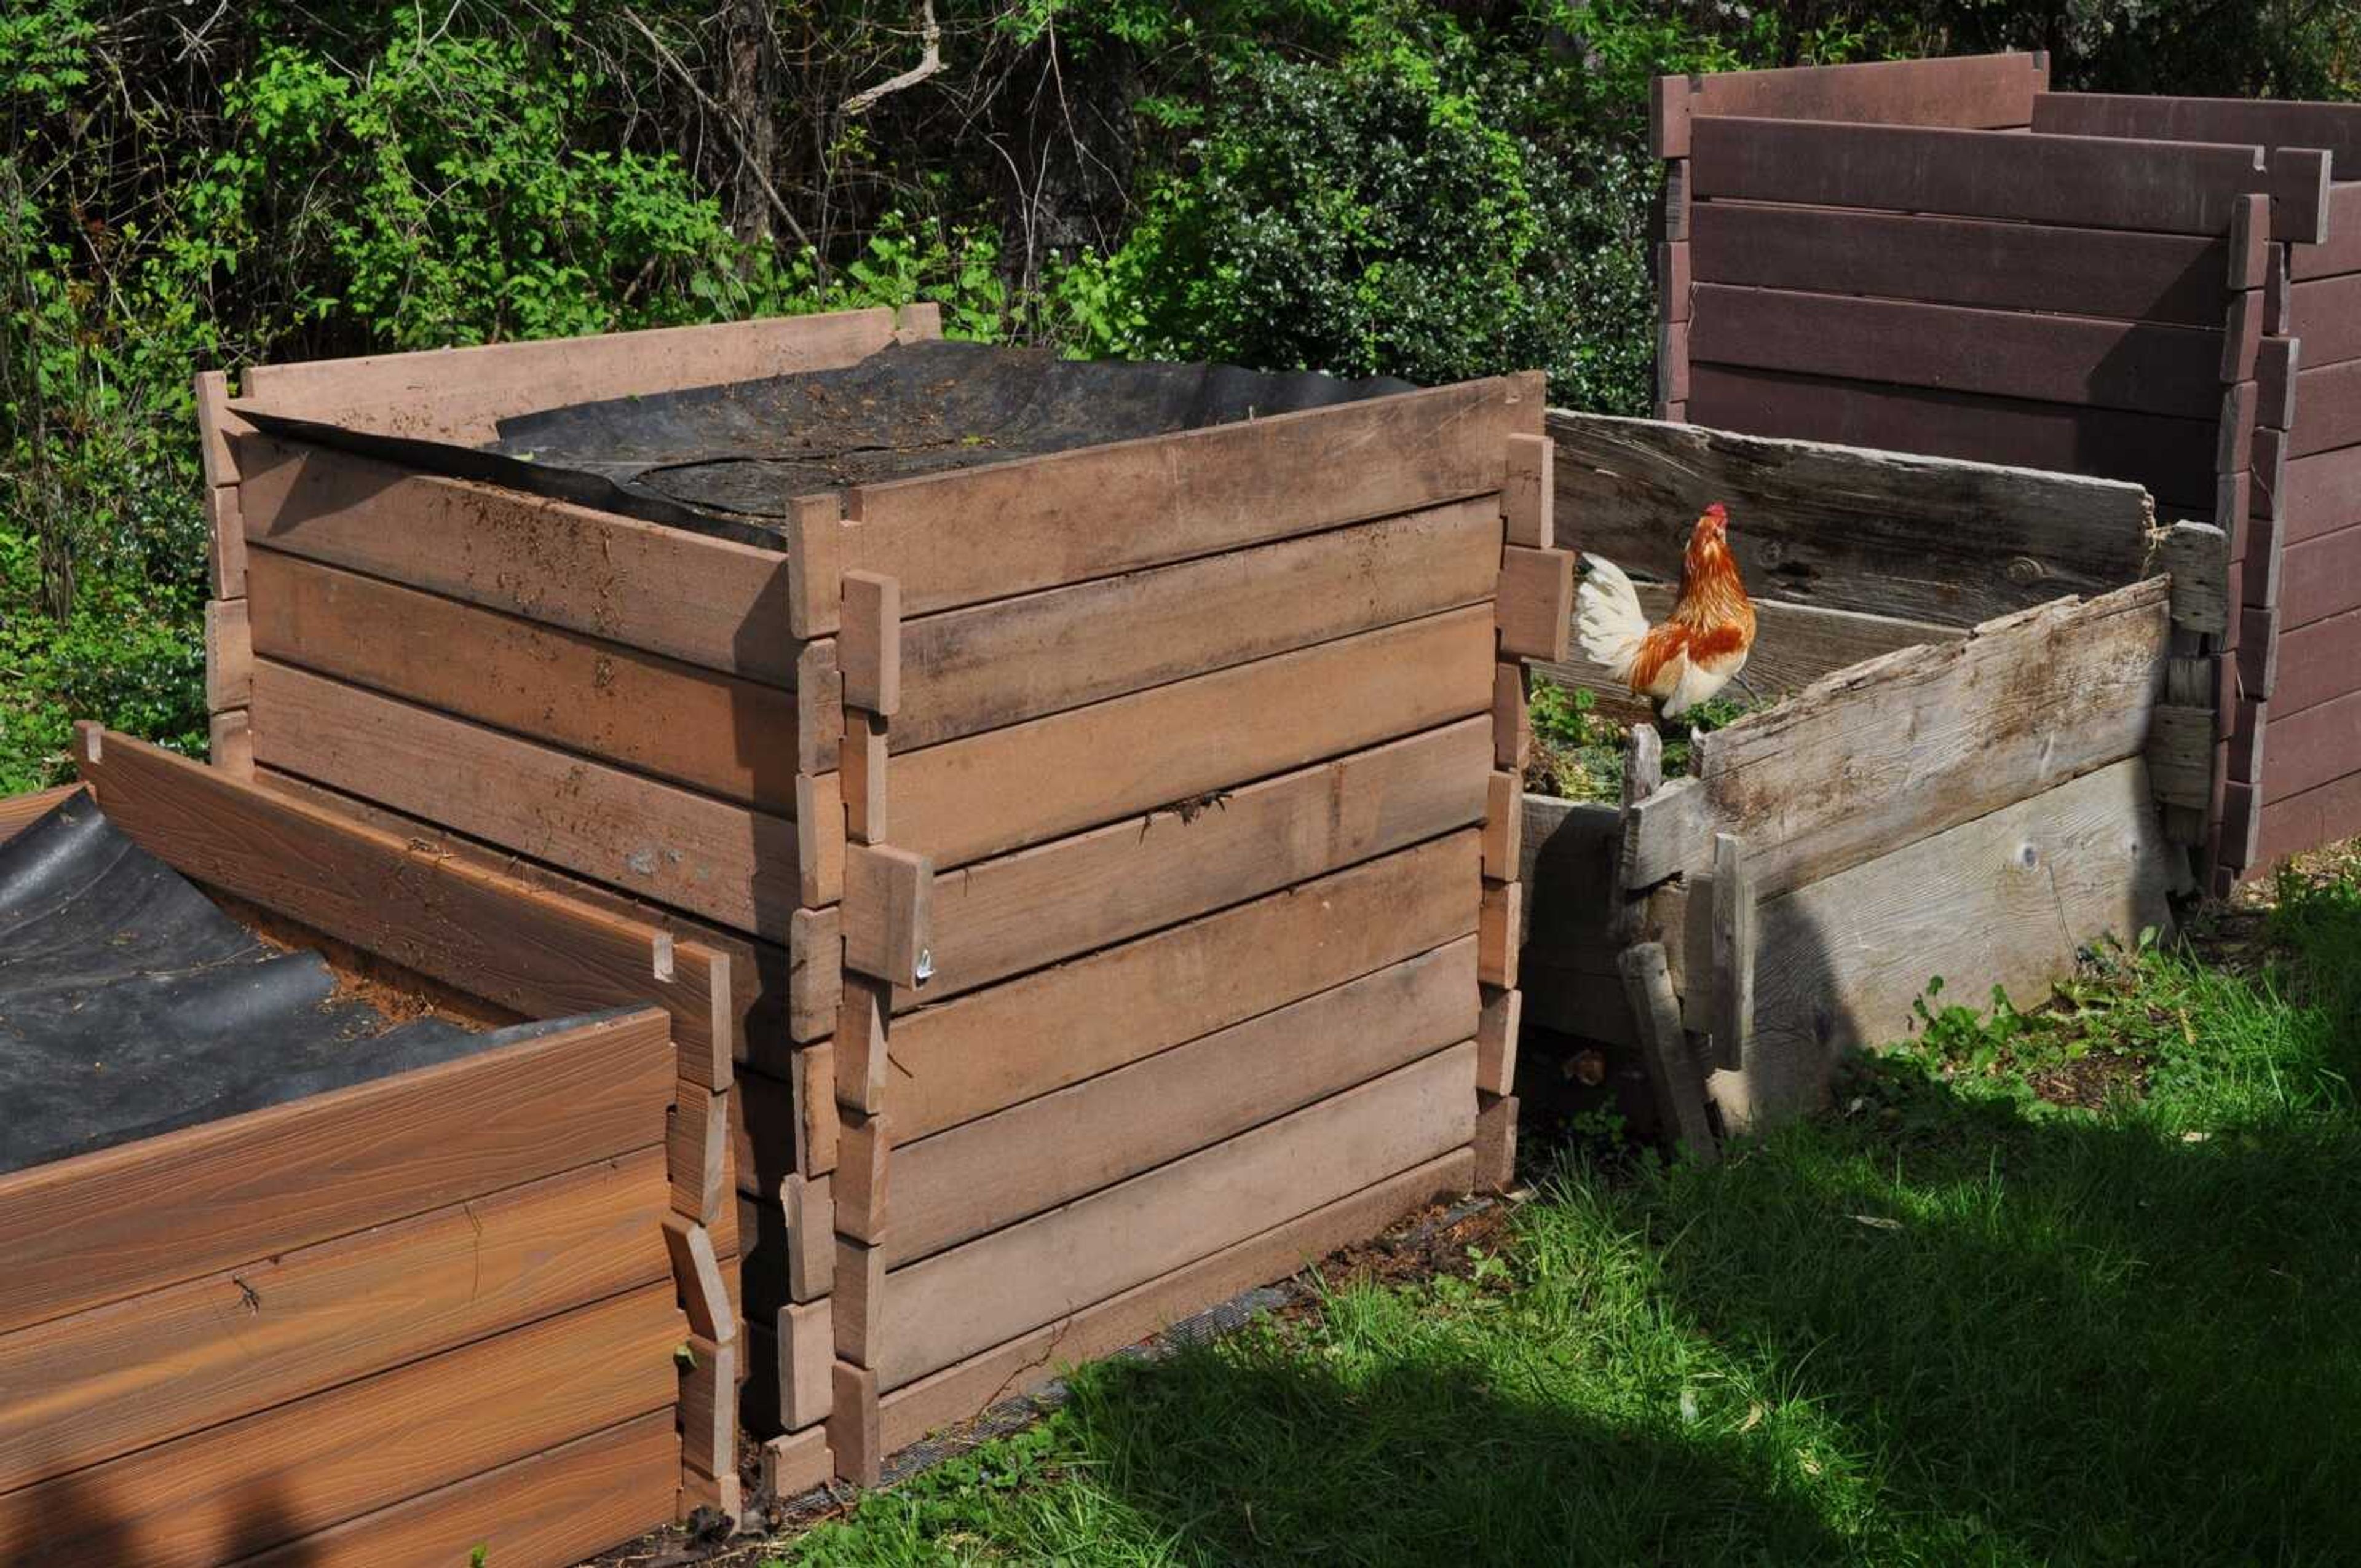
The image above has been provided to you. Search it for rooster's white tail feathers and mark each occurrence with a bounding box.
[1575,555,1648,683]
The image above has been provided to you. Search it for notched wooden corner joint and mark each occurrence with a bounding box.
[841,570,903,717]
[1503,432,1554,551]
[845,843,934,990]
[1497,546,1576,664]
[788,492,847,642]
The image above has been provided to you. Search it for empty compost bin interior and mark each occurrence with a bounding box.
[0,791,592,1173]
[241,339,1416,541]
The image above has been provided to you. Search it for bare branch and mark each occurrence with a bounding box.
[841,0,946,117]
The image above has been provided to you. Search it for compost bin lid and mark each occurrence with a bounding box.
[0,792,610,1175]
[238,339,1416,548]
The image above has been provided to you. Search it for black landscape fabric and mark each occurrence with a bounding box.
[238,339,1415,547]
[0,792,598,1175]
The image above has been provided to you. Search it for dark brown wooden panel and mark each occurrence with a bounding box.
[2288,273,2361,369]
[1691,117,2267,235]
[2033,93,2361,180]
[2290,183,2361,280]
[1683,52,2046,130]
[2255,767,2361,865]
[2291,359,2361,456]
[1690,203,2232,325]
[2279,445,2361,543]
[1690,285,2228,419]
[1686,364,2218,511]
[2275,606,2361,715]
[2264,688,2361,804]
[2279,519,2361,629]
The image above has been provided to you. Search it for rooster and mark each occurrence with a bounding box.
[1575,502,1757,719]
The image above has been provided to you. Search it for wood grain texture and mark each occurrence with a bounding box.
[2263,688,2361,803]
[204,597,252,711]
[0,783,80,844]
[884,832,1479,1142]
[2031,93,2361,181]
[680,1331,736,1481]
[240,307,898,443]
[1621,941,1718,1156]
[844,842,932,987]
[1722,758,2174,1130]
[2157,521,2232,634]
[227,1412,678,1568]
[1689,285,2229,420]
[888,606,1493,869]
[2274,446,2361,543]
[0,1285,682,1568]
[2288,273,2361,368]
[81,725,733,1082]
[2274,605,2361,715]
[840,377,1530,617]
[1548,410,2154,628]
[250,661,803,940]
[916,717,1491,1001]
[1682,50,2045,130]
[1648,579,2172,896]
[1476,985,1522,1097]
[0,1149,668,1496]
[2290,183,2361,280]
[237,435,797,685]
[888,498,1500,751]
[876,1044,1476,1389]
[245,550,801,810]
[1504,431,1554,547]
[1498,547,1576,661]
[1690,116,2268,235]
[840,570,901,716]
[877,1149,1473,1453]
[2290,358,2361,457]
[663,1216,735,1344]
[2278,519,2361,629]
[1690,202,2236,326]
[887,938,1477,1266]
[0,1008,670,1338]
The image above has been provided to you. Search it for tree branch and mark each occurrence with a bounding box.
[841,0,945,117]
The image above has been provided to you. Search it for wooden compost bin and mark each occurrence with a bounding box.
[0,731,743,1565]
[1647,50,2361,890]
[192,307,1569,1490]
[1522,415,2223,1134]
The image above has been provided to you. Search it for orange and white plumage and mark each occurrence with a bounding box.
[1576,502,1757,719]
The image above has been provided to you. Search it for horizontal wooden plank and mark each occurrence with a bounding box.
[0,1008,670,1337]
[250,661,804,940]
[240,307,898,443]
[2290,358,2361,456]
[1690,285,2229,420]
[2291,182,2361,280]
[1548,409,2153,628]
[1683,51,2046,130]
[880,1148,1473,1454]
[887,832,1479,1142]
[2263,688,2361,803]
[877,1044,1476,1389]
[237,436,797,686]
[2033,93,2361,181]
[2255,766,2361,865]
[2274,606,2361,715]
[247,550,802,811]
[888,937,1477,1266]
[230,1411,679,1568]
[1690,202,2236,325]
[1722,757,2174,1130]
[914,718,1490,1000]
[1691,116,2268,235]
[841,376,1533,616]
[79,728,732,1085]
[2290,272,2361,368]
[0,783,80,844]
[2277,445,2361,542]
[2279,519,2361,629]
[0,1285,681,1568]
[1640,579,2173,895]
[1685,365,2219,513]
[0,1148,668,1495]
[891,605,1493,869]
[891,497,1501,751]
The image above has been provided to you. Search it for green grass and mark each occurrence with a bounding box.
[765,865,2361,1566]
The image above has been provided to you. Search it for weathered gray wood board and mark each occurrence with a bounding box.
[1546,411,2155,628]
[1714,757,2175,1130]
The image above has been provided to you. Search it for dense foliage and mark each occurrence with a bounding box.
[3,0,2355,787]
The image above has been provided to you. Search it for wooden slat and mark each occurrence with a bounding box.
[2288,273,2361,368]
[0,1284,681,1568]
[2279,519,2361,629]
[237,436,797,685]
[2255,766,2361,865]
[250,661,804,940]
[889,498,1500,752]
[2033,93,2361,181]
[0,1008,670,1337]
[2263,688,2361,803]
[0,784,79,844]
[886,832,1477,1143]
[1548,410,2154,628]
[240,307,898,443]
[1724,758,2174,1130]
[2290,358,2361,456]
[888,938,1476,1266]
[876,1044,1476,1389]
[204,597,252,711]
[1691,116,2268,235]
[2274,605,2361,715]
[246,550,801,811]
[916,717,1490,1001]
[2158,520,2232,634]
[890,605,1493,869]
[1621,941,1718,1154]
[1683,52,2046,130]
[0,1149,668,1495]
[2290,183,2361,280]
[230,1412,678,1568]
[81,727,732,1084]
[840,377,1530,617]
[1633,580,2173,896]
[1690,202,2236,325]
[2276,445,2361,543]
[1686,364,2220,513]
[1690,285,2229,420]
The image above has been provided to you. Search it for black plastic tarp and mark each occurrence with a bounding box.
[239,339,1415,549]
[0,793,595,1176]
